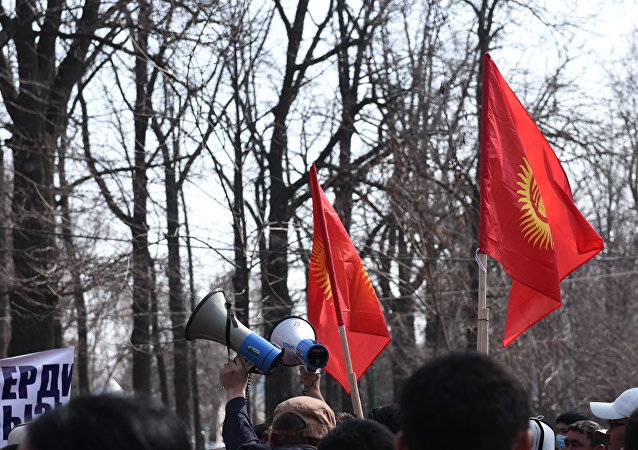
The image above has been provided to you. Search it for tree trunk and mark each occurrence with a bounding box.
[130,0,152,396]
[58,144,90,396]
[0,146,11,358]
[163,134,192,428]
[182,190,204,450]
[263,109,295,416]
[8,134,58,356]
[6,0,60,356]
[391,229,416,397]
[1,0,102,358]
[149,260,169,405]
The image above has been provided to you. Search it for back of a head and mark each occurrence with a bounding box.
[399,350,530,450]
[625,408,638,450]
[529,419,555,450]
[270,396,336,447]
[318,418,393,450]
[334,411,355,423]
[368,404,401,434]
[24,394,189,450]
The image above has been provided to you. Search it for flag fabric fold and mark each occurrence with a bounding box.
[307,164,391,393]
[479,53,604,346]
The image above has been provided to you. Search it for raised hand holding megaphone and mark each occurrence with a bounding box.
[268,316,329,372]
[184,289,283,375]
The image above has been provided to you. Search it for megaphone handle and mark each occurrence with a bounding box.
[224,300,238,360]
[239,355,259,374]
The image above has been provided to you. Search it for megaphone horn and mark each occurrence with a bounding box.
[185,289,283,375]
[268,316,329,372]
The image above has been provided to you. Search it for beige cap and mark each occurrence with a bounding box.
[272,396,336,440]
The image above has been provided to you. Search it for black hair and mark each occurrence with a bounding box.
[334,411,355,422]
[318,418,393,450]
[253,422,271,443]
[556,411,589,425]
[399,350,530,450]
[25,394,189,450]
[624,408,638,450]
[368,403,400,433]
[567,420,607,447]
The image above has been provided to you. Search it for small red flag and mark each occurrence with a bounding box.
[479,53,604,346]
[308,164,391,393]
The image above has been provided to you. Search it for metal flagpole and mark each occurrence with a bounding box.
[477,251,489,354]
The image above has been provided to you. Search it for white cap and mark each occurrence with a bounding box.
[7,422,28,445]
[590,387,638,419]
[529,419,555,450]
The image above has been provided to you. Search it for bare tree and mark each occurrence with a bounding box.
[0,0,110,356]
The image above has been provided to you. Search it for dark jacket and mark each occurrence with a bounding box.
[222,397,317,450]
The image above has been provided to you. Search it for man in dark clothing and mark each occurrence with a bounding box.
[624,408,638,450]
[396,350,531,450]
[220,356,336,450]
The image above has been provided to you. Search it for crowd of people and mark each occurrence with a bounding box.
[4,350,638,450]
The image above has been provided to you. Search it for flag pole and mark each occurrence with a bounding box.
[477,53,489,354]
[338,325,364,418]
[310,165,365,418]
[477,252,489,354]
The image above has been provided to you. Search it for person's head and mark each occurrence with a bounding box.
[318,418,394,450]
[556,412,590,435]
[529,418,555,450]
[396,350,531,450]
[18,394,189,450]
[565,420,606,450]
[555,412,589,449]
[590,387,638,450]
[623,408,638,450]
[334,412,355,423]
[269,396,336,448]
[253,423,271,445]
[368,404,400,434]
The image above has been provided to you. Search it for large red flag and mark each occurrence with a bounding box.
[307,164,391,393]
[479,53,604,346]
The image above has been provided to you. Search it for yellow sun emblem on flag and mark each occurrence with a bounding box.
[309,236,376,299]
[310,238,333,300]
[516,157,554,249]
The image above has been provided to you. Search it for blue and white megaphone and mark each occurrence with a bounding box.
[185,289,283,375]
[268,316,329,372]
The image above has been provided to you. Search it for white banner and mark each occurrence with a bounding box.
[0,347,75,446]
